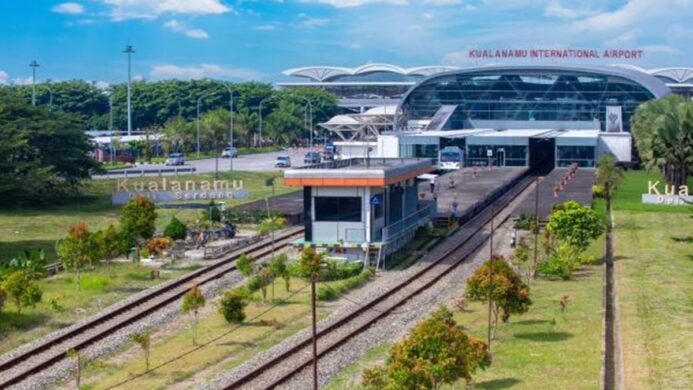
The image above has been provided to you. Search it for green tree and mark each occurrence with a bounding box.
[120,195,158,261]
[631,94,693,187]
[465,257,532,338]
[201,108,231,178]
[3,271,42,314]
[547,201,604,252]
[236,254,254,278]
[258,216,287,266]
[164,217,188,240]
[5,249,46,280]
[362,306,491,389]
[56,222,101,289]
[268,253,289,300]
[595,154,625,231]
[129,331,151,371]
[0,101,95,205]
[181,286,206,345]
[299,246,326,278]
[94,224,122,277]
[218,288,248,324]
[160,116,191,154]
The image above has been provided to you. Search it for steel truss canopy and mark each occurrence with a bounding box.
[319,105,397,142]
[283,63,460,82]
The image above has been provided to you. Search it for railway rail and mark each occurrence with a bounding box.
[224,173,537,390]
[0,227,304,389]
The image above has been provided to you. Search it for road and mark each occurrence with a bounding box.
[93,148,316,179]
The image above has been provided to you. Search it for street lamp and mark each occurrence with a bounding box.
[294,96,315,149]
[196,93,212,158]
[122,45,135,136]
[29,60,39,106]
[258,95,277,147]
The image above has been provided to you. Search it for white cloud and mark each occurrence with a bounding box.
[12,77,34,86]
[100,0,231,21]
[94,81,111,90]
[163,20,210,39]
[253,24,278,31]
[299,0,407,8]
[299,18,330,27]
[52,2,85,15]
[0,70,8,84]
[573,0,690,32]
[150,64,262,81]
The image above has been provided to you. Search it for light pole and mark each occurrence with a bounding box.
[122,45,135,136]
[196,93,211,158]
[294,96,315,149]
[29,60,39,106]
[258,96,277,147]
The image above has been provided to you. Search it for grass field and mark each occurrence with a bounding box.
[0,263,197,354]
[76,273,364,389]
[611,171,692,389]
[0,171,293,262]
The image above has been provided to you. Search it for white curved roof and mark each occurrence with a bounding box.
[283,63,460,82]
[611,64,693,83]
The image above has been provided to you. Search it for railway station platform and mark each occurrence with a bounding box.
[419,167,527,218]
[513,167,595,221]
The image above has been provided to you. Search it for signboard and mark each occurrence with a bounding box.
[606,106,623,132]
[466,48,644,59]
[370,194,382,205]
[487,149,493,157]
[112,178,249,205]
[642,181,691,206]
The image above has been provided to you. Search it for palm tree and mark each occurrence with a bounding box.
[631,95,693,187]
[258,216,287,262]
[596,154,624,232]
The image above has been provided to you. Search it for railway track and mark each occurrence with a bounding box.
[0,227,304,389]
[224,174,536,390]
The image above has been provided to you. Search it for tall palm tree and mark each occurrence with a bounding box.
[596,154,624,231]
[631,95,693,187]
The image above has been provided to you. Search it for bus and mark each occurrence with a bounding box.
[439,146,464,171]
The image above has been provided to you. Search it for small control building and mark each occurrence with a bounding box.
[284,158,434,266]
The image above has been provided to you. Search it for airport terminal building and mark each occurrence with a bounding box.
[293,63,688,168]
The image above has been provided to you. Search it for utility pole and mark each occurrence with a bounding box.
[487,207,495,350]
[29,60,39,106]
[533,177,539,280]
[122,45,135,136]
[311,272,318,390]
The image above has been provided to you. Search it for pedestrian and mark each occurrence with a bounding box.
[429,178,435,194]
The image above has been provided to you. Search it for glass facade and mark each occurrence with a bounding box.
[556,146,596,167]
[401,68,659,131]
[467,145,527,167]
[399,144,439,165]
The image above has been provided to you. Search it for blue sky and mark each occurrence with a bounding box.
[0,0,691,85]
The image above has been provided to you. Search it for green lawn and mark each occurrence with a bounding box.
[0,171,293,262]
[0,263,198,354]
[611,171,692,389]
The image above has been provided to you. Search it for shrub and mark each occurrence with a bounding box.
[288,258,363,281]
[164,217,187,240]
[81,275,111,291]
[513,213,537,231]
[3,271,42,314]
[218,288,248,324]
[318,268,375,301]
[146,237,172,256]
[244,275,263,293]
[537,256,572,280]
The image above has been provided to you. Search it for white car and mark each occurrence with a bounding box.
[275,156,292,168]
[165,153,185,166]
[222,147,238,158]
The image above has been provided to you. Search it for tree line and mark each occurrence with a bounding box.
[0,79,340,148]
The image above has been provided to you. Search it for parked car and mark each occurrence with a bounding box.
[221,146,238,158]
[275,155,292,168]
[165,153,185,166]
[303,151,322,165]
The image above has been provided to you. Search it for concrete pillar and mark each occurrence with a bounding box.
[364,186,371,243]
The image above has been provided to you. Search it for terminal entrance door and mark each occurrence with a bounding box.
[496,148,506,167]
